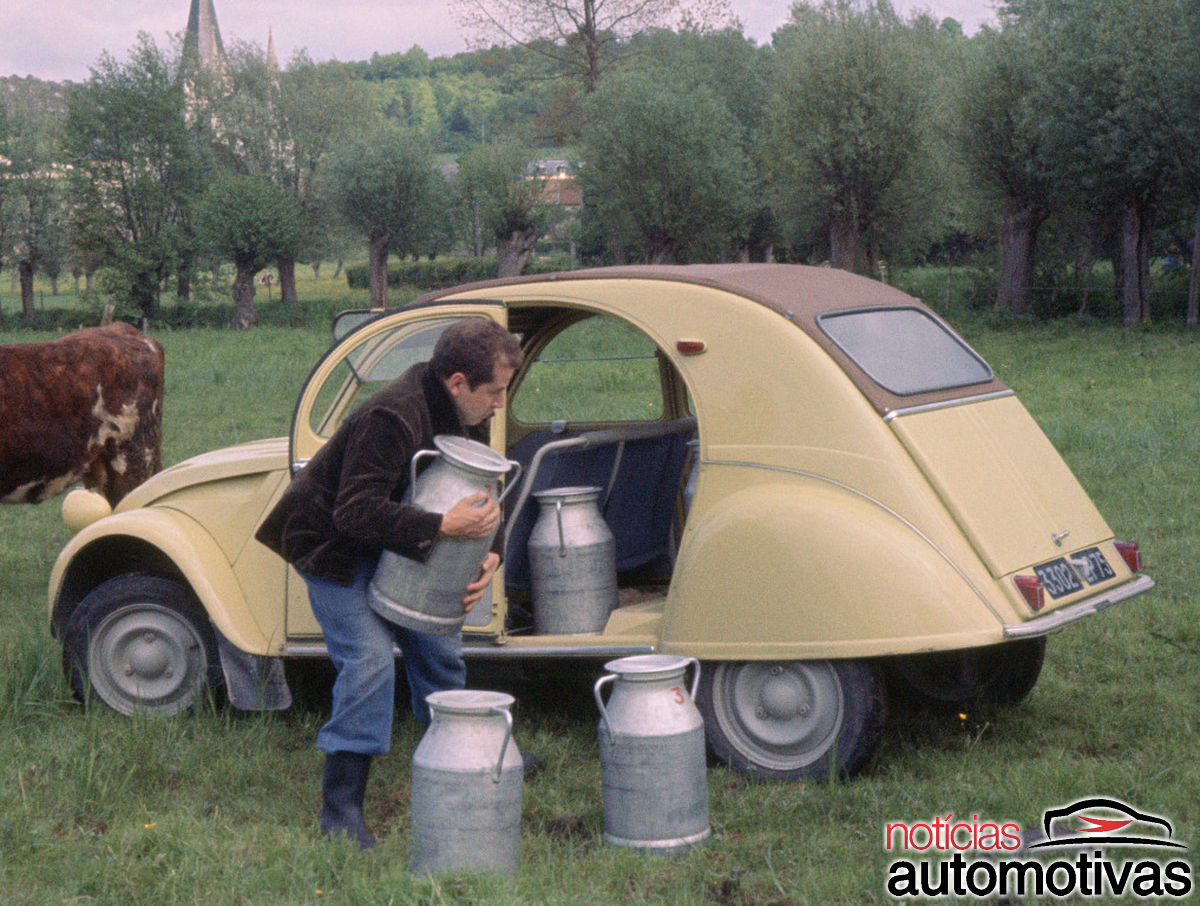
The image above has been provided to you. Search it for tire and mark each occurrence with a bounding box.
[696,659,887,781]
[887,637,1047,708]
[62,575,223,716]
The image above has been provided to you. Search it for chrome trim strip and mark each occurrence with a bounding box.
[1003,575,1155,639]
[884,389,1015,422]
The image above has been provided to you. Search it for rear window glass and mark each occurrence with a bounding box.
[817,307,993,396]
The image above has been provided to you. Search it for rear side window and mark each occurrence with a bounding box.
[817,307,993,396]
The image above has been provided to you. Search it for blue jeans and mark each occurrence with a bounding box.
[301,558,466,755]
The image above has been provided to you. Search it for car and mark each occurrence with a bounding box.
[48,264,1154,780]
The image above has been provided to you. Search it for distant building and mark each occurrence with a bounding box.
[182,0,225,73]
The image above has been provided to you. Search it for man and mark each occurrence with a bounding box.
[256,318,523,850]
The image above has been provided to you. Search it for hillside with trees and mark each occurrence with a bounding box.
[2,0,1198,327]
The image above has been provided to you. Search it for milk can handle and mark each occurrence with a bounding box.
[409,448,440,492]
[494,460,523,505]
[554,498,567,557]
[684,657,701,701]
[593,673,616,739]
[490,705,514,784]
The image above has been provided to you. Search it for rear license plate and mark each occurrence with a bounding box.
[1035,559,1083,599]
[1034,547,1116,599]
[1070,547,1116,585]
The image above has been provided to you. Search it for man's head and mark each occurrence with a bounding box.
[430,319,524,426]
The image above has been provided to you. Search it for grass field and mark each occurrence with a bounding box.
[0,273,1197,904]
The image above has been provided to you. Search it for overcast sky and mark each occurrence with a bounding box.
[1,0,998,83]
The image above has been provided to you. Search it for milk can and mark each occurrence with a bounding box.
[529,486,618,635]
[410,690,524,875]
[369,436,520,635]
[594,655,711,852]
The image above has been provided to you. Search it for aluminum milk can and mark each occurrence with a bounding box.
[528,486,618,635]
[410,690,524,875]
[369,435,520,635]
[594,655,711,852]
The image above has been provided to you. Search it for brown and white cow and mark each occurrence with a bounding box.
[0,322,164,506]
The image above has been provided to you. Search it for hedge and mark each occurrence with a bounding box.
[345,254,575,291]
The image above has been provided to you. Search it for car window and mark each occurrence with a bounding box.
[307,318,457,438]
[817,306,993,396]
[512,315,664,423]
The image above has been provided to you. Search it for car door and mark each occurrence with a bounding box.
[284,303,508,639]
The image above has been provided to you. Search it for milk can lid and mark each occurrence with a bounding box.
[602,653,692,679]
[533,485,603,504]
[426,689,515,714]
[432,435,512,476]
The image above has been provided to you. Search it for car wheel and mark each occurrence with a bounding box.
[63,575,223,716]
[696,659,887,781]
[887,637,1047,708]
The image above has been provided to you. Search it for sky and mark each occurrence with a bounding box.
[0,0,999,84]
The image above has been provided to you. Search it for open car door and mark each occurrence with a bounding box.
[284,302,509,639]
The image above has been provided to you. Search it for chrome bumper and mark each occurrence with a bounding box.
[1003,574,1156,639]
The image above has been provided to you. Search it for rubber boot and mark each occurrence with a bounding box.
[319,751,377,850]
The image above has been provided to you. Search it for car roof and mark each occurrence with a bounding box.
[421,263,1010,416]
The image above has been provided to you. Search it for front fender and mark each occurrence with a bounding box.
[660,478,1006,660]
[49,508,273,655]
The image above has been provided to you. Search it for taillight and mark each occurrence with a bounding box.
[1115,541,1143,572]
[1014,575,1045,611]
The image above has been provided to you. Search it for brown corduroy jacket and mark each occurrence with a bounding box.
[255,362,490,586]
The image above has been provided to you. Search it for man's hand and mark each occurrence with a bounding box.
[440,492,500,540]
[462,552,500,612]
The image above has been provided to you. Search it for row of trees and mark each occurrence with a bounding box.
[2,0,1198,327]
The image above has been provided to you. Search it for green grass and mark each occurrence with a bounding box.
[1,287,1198,903]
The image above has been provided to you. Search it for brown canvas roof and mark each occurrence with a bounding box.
[424,263,1010,416]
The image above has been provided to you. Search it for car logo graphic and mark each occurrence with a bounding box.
[1029,797,1188,850]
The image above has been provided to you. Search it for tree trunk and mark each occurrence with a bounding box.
[829,210,866,274]
[1187,201,1200,328]
[312,261,322,280]
[19,260,35,320]
[995,200,1046,315]
[368,231,390,310]
[333,258,344,280]
[177,255,192,302]
[496,228,538,277]
[132,269,159,323]
[277,255,298,305]
[1119,197,1153,327]
[230,262,260,330]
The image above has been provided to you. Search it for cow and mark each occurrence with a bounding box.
[0,322,164,506]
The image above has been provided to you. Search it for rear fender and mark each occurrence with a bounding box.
[661,479,1005,659]
[49,509,274,655]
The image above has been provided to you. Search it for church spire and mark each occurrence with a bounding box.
[183,0,225,72]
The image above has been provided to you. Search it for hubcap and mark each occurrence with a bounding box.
[88,604,206,715]
[715,661,845,771]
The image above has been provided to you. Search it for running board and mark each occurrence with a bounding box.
[280,640,656,659]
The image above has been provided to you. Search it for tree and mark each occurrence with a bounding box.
[64,35,198,321]
[194,174,303,328]
[1011,0,1192,326]
[954,27,1054,314]
[456,141,545,276]
[326,122,439,308]
[579,68,751,262]
[452,0,732,93]
[0,90,70,318]
[768,0,930,274]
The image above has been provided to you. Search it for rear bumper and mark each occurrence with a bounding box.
[1003,574,1155,639]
